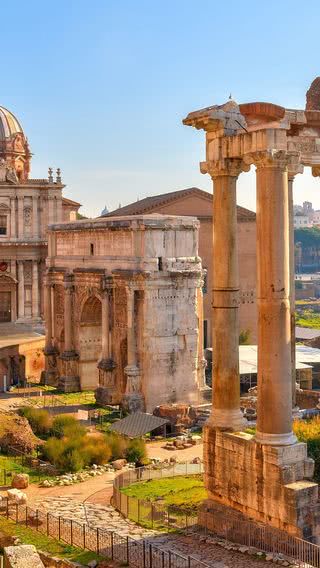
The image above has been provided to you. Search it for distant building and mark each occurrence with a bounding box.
[0,104,81,324]
[103,187,257,346]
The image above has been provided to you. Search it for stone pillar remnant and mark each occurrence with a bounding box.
[59,273,80,392]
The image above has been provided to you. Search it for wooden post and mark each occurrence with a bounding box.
[96,527,99,554]
[70,519,73,545]
[83,524,86,549]
[111,531,114,560]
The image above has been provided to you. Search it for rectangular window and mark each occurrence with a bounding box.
[0,216,7,235]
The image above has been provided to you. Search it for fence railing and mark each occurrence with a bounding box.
[0,498,210,568]
[113,462,204,529]
[114,464,320,567]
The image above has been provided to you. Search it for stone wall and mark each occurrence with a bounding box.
[203,428,320,541]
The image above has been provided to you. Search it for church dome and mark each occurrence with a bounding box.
[0,106,24,141]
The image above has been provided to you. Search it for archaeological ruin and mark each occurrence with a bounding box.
[44,214,206,412]
[183,80,320,541]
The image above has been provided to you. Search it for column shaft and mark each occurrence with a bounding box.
[64,279,73,352]
[210,162,244,430]
[17,261,25,319]
[10,198,16,239]
[101,290,110,359]
[18,197,24,239]
[44,280,53,349]
[32,261,40,319]
[288,175,296,405]
[126,288,137,368]
[255,158,296,445]
[32,196,39,239]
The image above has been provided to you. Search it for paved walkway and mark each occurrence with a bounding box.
[146,440,203,461]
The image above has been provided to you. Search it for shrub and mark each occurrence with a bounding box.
[293,418,320,481]
[18,407,52,437]
[104,432,128,460]
[51,415,85,439]
[82,438,111,465]
[126,438,147,464]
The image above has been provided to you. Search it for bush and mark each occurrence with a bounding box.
[293,418,320,481]
[104,432,128,460]
[18,407,52,437]
[51,415,85,439]
[82,438,111,465]
[126,438,147,464]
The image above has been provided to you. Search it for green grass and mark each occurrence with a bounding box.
[121,475,206,509]
[295,306,320,329]
[0,455,54,484]
[0,516,104,564]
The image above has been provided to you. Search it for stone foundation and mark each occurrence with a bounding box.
[203,427,320,541]
[95,385,121,406]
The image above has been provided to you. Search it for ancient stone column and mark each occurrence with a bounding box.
[59,273,80,392]
[17,196,24,239]
[63,275,74,353]
[17,261,24,320]
[10,198,16,239]
[32,196,39,239]
[208,159,245,430]
[255,151,297,445]
[32,260,40,320]
[44,278,53,350]
[123,285,144,412]
[96,281,117,406]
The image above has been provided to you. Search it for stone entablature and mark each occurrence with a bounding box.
[44,214,205,411]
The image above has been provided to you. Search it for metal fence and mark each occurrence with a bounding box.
[114,463,320,567]
[113,462,204,529]
[0,498,210,568]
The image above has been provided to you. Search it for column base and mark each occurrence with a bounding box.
[207,407,247,431]
[43,346,59,387]
[58,376,81,393]
[95,386,121,406]
[121,392,145,414]
[255,430,298,446]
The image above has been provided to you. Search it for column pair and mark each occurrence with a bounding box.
[208,151,298,445]
[59,273,80,392]
[44,275,59,386]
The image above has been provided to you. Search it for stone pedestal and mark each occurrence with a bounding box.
[122,365,145,412]
[203,428,320,541]
[58,351,80,392]
[43,346,59,386]
[95,357,119,405]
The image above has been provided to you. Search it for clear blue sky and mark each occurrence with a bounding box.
[2,0,320,217]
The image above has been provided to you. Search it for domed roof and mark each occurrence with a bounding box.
[0,106,24,141]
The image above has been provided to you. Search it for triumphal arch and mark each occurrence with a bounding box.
[183,79,320,541]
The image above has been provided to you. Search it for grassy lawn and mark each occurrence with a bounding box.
[296,308,320,328]
[0,516,104,564]
[121,475,206,509]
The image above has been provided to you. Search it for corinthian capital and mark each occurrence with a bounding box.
[201,158,249,179]
[244,150,301,171]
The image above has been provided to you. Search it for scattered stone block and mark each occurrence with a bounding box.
[4,544,45,568]
[11,473,29,489]
[112,459,127,470]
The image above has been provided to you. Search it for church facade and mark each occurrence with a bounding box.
[0,105,80,324]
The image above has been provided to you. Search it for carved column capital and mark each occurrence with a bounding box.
[244,150,301,172]
[201,158,248,179]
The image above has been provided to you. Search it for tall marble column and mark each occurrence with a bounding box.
[207,159,245,430]
[10,198,16,239]
[59,273,80,392]
[17,196,24,239]
[17,261,25,320]
[32,260,40,320]
[44,278,53,351]
[96,279,118,406]
[123,285,144,412]
[32,196,39,239]
[254,151,297,445]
